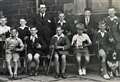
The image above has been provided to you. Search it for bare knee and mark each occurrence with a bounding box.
[27,53,33,61]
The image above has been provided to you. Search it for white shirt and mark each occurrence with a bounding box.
[0,25,10,35]
[58,20,66,26]
[30,34,38,42]
[85,16,90,25]
[72,33,92,47]
[54,33,65,41]
[98,30,107,38]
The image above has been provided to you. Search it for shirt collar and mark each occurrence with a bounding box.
[54,33,65,38]
[19,25,27,30]
[30,34,38,38]
[58,20,66,24]
[108,16,118,21]
[98,30,107,33]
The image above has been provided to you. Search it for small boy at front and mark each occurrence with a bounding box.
[5,29,24,79]
[50,26,70,78]
[71,23,92,76]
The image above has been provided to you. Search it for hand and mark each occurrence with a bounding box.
[36,44,42,48]
[74,20,78,24]
[56,46,64,50]
[109,38,114,42]
[24,36,28,40]
[48,20,51,23]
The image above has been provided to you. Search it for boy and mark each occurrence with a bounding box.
[17,18,30,73]
[71,23,92,76]
[26,27,46,76]
[95,21,114,79]
[17,18,30,43]
[50,26,70,78]
[5,29,24,79]
[0,16,10,58]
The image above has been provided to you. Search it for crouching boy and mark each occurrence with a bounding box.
[71,23,92,76]
[5,29,24,79]
[26,27,46,76]
[50,26,70,78]
[95,21,115,79]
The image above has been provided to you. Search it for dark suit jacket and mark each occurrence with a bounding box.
[26,36,46,55]
[95,31,115,51]
[80,15,97,31]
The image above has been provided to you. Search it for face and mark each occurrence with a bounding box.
[108,8,116,17]
[10,29,18,37]
[85,10,91,16]
[20,19,27,26]
[0,18,7,25]
[40,5,46,14]
[30,28,38,36]
[112,51,117,60]
[56,27,63,36]
[59,13,65,21]
[99,24,106,31]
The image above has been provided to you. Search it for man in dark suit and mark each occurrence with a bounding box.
[29,4,53,46]
[79,8,98,54]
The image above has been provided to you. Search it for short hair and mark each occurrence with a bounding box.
[30,27,37,31]
[76,23,85,30]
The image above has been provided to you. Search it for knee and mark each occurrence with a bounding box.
[54,53,59,61]
[76,53,81,62]
[85,55,90,62]
[27,53,33,61]
[61,55,66,61]
[34,53,40,61]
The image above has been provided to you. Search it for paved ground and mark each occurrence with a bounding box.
[0,73,120,82]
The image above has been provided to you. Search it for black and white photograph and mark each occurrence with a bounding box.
[0,0,120,82]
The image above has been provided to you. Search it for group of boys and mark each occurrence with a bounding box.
[0,4,120,80]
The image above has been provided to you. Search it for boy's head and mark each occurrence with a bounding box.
[76,23,85,35]
[98,21,106,31]
[30,27,38,36]
[20,19,27,26]
[39,4,46,14]
[0,16,7,26]
[56,26,64,36]
[10,29,18,37]
[108,7,116,17]
[84,8,92,16]
[58,12,65,21]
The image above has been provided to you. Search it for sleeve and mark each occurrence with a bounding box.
[86,34,92,44]
[63,36,70,50]
[71,35,77,45]
[18,38,24,51]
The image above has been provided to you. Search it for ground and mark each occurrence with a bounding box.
[0,73,120,82]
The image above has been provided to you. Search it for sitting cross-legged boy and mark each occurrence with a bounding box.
[50,26,70,79]
[26,27,46,76]
[95,21,115,80]
[5,29,24,79]
[71,23,92,76]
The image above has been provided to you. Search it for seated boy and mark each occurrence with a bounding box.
[50,26,70,78]
[5,29,24,79]
[26,27,46,76]
[95,21,115,79]
[71,23,92,76]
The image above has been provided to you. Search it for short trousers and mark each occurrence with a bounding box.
[6,53,19,62]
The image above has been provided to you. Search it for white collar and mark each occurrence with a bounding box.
[58,20,66,24]
[108,16,118,21]
[30,34,38,38]
[98,30,107,33]
[19,25,27,30]
[54,33,65,38]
